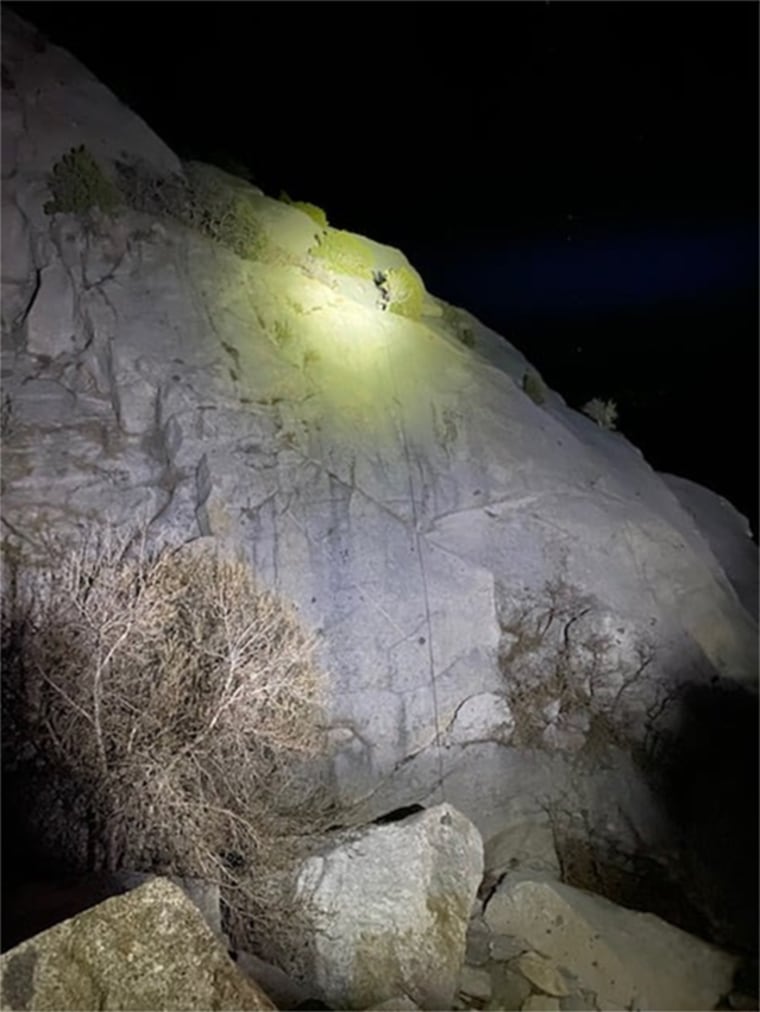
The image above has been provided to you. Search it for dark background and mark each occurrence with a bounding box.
[5,1,759,534]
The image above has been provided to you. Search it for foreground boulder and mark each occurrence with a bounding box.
[0,878,275,1011]
[482,873,739,1011]
[286,803,483,1010]
[2,870,228,955]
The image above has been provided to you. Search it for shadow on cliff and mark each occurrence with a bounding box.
[655,678,759,957]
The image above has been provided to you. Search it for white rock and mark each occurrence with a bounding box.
[515,952,571,997]
[25,261,78,357]
[483,817,561,879]
[522,997,561,1012]
[292,804,483,1010]
[459,965,493,1000]
[484,875,739,1011]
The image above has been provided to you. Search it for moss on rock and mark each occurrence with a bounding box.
[44,145,122,217]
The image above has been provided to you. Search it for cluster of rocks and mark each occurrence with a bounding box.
[2,805,752,1012]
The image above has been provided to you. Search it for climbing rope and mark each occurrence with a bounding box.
[382,327,447,806]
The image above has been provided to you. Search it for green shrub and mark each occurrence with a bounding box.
[293,201,328,229]
[309,228,376,278]
[280,192,329,230]
[114,159,191,220]
[522,370,547,406]
[582,397,618,430]
[116,158,274,261]
[44,145,122,216]
[209,192,269,259]
[386,265,425,320]
[441,302,475,347]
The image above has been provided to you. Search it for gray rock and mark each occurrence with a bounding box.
[114,872,225,942]
[483,874,739,1011]
[235,950,313,1010]
[662,472,758,617]
[291,803,483,1010]
[367,998,420,1011]
[483,817,561,879]
[486,965,532,1011]
[0,878,274,1011]
[459,965,493,1001]
[489,933,526,962]
[465,916,492,966]
[514,952,572,997]
[559,993,598,1011]
[522,998,561,1012]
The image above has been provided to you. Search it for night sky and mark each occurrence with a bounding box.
[6,1,759,534]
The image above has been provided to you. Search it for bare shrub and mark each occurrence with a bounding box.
[1,530,335,952]
[497,578,660,758]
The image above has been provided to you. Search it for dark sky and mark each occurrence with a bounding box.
[5,1,759,533]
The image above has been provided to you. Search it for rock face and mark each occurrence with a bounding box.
[289,803,483,1010]
[478,873,739,1012]
[662,472,759,618]
[1,8,757,954]
[0,878,275,1011]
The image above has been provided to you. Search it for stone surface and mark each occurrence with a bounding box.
[0,878,275,1011]
[522,998,561,1012]
[235,949,312,1010]
[489,933,527,962]
[2,870,226,952]
[458,965,493,1001]
[483,874,739,1011]
[514,952,571,997]
[559,993,598,1011]
[292,804,483,1010]
[486,965,532,1011]
[483,817,561,879]
[368,998,420,1011]
[465,917,492,966]
[662,472,758,618]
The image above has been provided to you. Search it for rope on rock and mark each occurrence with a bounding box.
[383,331,447,806]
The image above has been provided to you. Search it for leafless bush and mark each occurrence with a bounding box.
[497,578,661,760]
[2,530,335,951]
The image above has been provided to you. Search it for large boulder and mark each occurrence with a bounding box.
[483,873,739,1012]
[1,8,756,955]
[2,870,227,954]
[0,877,275,1011]
[285,803,483,1010]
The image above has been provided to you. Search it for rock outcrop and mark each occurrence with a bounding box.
[0,878,275,1011]
[1,7,757,958]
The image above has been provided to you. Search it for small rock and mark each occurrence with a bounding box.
[235,949,312,1010]
[466,917,492,966]
[560,992,598,1011]
[483,820,561,881]
[459,965,492,1001]
[515,953,571,997]
[367,996,420,1010]
[489,933,526,962]
[487,966,532,1010]
[522,997,561,1011]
